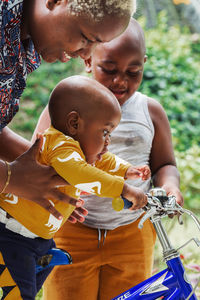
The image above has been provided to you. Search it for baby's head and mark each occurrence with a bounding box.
[49,76,121,164]
[85,18,146,106]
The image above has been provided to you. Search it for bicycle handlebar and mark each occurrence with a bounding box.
[122,187,200,231]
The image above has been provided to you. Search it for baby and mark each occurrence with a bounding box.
[0,75,150,299]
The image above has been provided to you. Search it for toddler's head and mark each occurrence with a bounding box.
[49,76,121,164]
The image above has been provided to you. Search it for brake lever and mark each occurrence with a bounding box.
[138,206,157,229]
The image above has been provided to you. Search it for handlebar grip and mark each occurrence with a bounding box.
[121,196,132,209]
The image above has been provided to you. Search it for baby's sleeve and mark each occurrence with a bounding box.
[48,141,125,199]
[95,152,131,178]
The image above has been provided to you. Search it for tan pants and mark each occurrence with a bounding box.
[43,218,156,300]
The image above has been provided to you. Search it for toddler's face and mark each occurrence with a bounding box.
[88,37,146,106]
[77,110,121,164]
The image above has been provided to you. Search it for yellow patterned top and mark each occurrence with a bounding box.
[0,126,130,239]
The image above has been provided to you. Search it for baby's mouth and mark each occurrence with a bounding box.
[97,148,108,161]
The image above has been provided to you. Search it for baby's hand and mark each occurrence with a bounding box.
[122,183,147,210]
[125,165,151,181]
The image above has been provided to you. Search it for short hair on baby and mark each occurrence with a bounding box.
[48,75,121,133]
[67,0,137,21]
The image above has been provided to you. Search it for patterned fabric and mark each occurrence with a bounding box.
[0,0,41,132]
[0,126,130,239]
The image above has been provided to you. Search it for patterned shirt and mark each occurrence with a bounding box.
[0,0,41,132]
[0,126,130,239]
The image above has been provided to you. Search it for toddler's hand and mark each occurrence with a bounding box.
[122,183,147,210]
[125,165,151,181]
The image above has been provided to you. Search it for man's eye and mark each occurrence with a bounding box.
[81,33,93,44]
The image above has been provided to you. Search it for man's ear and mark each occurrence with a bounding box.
[84,57,92,73]
[46,0,62,10]
[66,111,80,135]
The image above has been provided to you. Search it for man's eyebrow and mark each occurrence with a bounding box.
[91,35,102,43]
[96,37,102,42]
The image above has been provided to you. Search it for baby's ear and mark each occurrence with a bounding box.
[144,55,148,63]
[66,111,79,135]
[84,57,92,73]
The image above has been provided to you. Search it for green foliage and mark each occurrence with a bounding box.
[176,145,200,212]
[139,12,200,151]
[9,58,84,140]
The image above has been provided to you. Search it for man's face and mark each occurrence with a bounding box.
[87,35,146,106]
[29,2,129,63]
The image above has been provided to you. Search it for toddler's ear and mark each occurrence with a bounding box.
[144,55,148,63]
[66,111,79,135]
[84,57,92,73]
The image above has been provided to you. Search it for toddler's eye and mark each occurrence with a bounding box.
[127,70,142,77]
[103,130,111,138]
[101,67,117,75]
[103,130,109,137]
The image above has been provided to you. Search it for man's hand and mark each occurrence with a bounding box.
[67,206,88,223]
[4,137,84,220]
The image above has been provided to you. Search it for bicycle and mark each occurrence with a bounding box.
[36,187,200,300]
[113,188,200,300]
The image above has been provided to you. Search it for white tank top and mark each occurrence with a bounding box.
[82,92,154,230]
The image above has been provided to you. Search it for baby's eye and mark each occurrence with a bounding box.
[103,130,110,137]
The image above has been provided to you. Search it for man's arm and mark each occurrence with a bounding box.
[148,97,184,206]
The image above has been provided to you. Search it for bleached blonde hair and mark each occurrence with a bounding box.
[67,0,137,21]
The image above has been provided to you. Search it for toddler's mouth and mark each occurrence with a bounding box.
[97,148,108,161]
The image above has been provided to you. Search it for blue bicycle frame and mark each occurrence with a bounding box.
[113,234,197,300]
[113,258,196,299]
[112,191,200,300]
